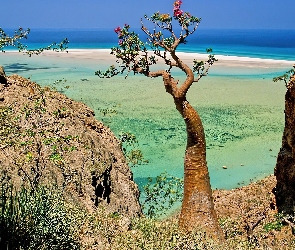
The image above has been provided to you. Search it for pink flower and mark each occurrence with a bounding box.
[173,0,183,16]
[114,26,121,33]
[118,39,123,45]
[174,9,183,17]
[174,1,182,6]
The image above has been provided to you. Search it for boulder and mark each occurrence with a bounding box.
[0,74,142,218]
[0,66,7,85]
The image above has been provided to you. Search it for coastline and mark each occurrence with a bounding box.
[4,49,295,68]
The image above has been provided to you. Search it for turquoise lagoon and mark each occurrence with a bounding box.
[1,29,295,192]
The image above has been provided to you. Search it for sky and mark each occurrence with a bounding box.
[1,0,294,30]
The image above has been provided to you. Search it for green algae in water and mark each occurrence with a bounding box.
[1,52,286,191]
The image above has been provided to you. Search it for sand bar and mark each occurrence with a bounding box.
[4,49,295,70]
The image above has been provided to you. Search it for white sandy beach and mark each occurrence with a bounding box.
[5,49,295,70]
[53,49,294,68]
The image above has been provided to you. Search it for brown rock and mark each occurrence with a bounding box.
[0,74,142,218]
[274,65,295,215]
[0,66,7,85]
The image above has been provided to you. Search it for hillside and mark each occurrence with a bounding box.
[1,72,295,249]
[0,73,141,217]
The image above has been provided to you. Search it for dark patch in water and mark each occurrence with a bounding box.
[133,177,151,190]
[4,63,54,74]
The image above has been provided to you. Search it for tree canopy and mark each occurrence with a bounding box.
[0,27,68,56]
[95,0,216,80]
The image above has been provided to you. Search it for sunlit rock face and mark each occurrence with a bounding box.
[0,72,142,218]
[274,65,295,215]
[0,66,7,85]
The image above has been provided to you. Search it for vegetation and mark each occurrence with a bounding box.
[0,27,68,55]
[1,167,295,249]
[119,131,148,167]
[273,67,295,87]
[1,3,295,249]
[0,177,80,249]
[142,171,183,218]
[0,179,220,250]
[0,87,84,192]
[0,54,294,250]
[96,0,222,237]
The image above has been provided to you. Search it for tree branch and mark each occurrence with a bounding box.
[169,51,194,97]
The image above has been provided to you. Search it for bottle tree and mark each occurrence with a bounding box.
[96,1,223,238]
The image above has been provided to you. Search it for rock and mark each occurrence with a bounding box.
[0,75,142,218]
[119,216,132,231]
[274,65,295,215]
[0,66,7,85]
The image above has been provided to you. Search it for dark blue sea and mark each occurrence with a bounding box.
[5,28,295,61]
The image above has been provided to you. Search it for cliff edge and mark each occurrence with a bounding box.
[274,65,295,215]
[0,73,142,218]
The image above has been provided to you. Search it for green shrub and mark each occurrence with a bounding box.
[263,213,284,232]
[141,171,183,218]
[111,217,221,250]
[119,132,148,167]
[0,179,80,250]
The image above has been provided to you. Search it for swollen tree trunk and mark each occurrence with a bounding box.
[174,96,223,237]
[155,58,223,238]
[274,65,295,215]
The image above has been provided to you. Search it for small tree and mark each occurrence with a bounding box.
[0,27,68,56]
[96,1,223,238]
[0,27,69,86]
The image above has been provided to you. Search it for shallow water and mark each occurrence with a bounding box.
[1,51,289,191]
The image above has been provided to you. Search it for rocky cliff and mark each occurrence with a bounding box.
[274,65,295,215]
[0,72,142,218]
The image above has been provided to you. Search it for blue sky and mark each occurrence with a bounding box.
[1,0,294,30]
